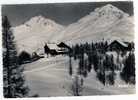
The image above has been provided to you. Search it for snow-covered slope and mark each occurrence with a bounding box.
[24,55,135,96]
[13,15,64,54]
[13,4,134,54]
[57,4,134,45]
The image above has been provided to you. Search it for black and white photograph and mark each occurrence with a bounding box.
[1,1,135,98]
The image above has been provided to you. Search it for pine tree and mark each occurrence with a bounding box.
[102,54,115,85]
[93,51,99,72]
[120,52,135,84]
[2,16,29,98]
[69,56,73,76]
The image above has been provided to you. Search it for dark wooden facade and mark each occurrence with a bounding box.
[57,42,72,54]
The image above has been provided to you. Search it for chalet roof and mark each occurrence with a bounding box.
[57,42,71,49]
[47,43,60,50]
[109,40,128,47]
[57,42,66,47]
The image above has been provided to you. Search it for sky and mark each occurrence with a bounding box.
[2,1,133,27]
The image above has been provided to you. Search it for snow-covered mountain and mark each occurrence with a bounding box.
[57,4,134,45]
[13,4,134,54]
[13,15,64,54]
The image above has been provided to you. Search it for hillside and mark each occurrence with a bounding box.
[13,15,64,54]
[13,4,134,54]
[57,4,134,45]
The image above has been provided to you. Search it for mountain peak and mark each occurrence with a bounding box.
[93,4,129,19]
[99,4,122,12]
[101,4,117,9]
[25,15,57,27]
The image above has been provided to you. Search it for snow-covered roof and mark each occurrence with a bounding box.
[109,40,128,47]
[117,40,128,47]
[47,43,60,50]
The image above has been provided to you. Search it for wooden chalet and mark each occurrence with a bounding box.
[44,42,72,55]
[107,40,129,51]
[44,43,60,56]
[57,42,72,54]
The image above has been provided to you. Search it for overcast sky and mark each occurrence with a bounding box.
[2,1,133,27]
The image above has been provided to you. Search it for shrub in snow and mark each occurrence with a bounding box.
[105,71,116,85]
[96,71,105,85]
[18,51,31,64]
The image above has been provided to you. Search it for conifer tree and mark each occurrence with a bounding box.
[2,16,29,98]
[120,52,135,84]
[69,56,73,76]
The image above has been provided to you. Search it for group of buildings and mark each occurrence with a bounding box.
[44,42,72,56]
[18,40,134,64]
[44,40,134,56]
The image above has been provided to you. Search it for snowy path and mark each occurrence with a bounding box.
[24,61,65,73]
[23,55,135,97]
[23,56,73,97]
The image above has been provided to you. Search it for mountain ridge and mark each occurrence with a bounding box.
[13,4,134,54]
[13,15,64,54]
[56,4,133,45]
